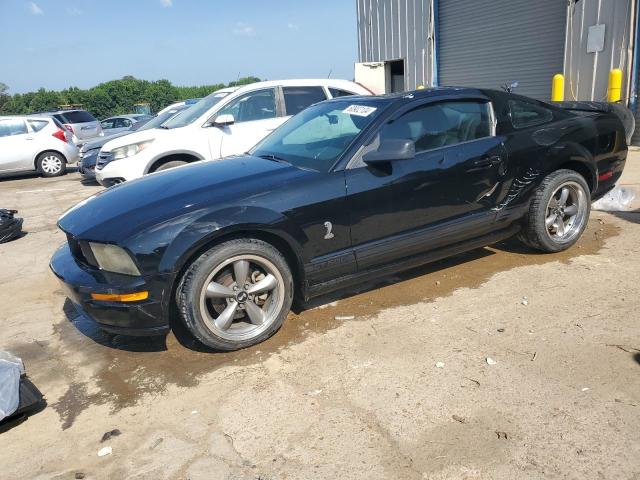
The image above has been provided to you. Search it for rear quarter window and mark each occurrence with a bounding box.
[27,119,49,132]
[509,100,553,129]
[329,88,356,98]
[60,111,97,123]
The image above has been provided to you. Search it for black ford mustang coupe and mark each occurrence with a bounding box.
[51,87,628,350]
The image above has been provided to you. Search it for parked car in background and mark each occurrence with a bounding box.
[100,114,154,136]
[0,116,78,177]
[36,110,103,141]
[51,87,628,350]
[79,106,190,180]
[95,79,371,186]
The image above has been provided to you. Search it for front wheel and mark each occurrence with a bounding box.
[519,169,591,252]
[177,239,294,351]
[37,152,66,177]
[153,160,187,172]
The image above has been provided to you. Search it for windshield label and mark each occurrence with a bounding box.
[343,105,377,117]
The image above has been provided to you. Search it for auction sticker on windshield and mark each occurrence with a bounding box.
[343,105,377,117]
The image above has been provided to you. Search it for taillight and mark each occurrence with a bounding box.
[52,129,67,143]
[63,124,74,133]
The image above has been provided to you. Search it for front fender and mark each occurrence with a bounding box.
[151,205,307,275]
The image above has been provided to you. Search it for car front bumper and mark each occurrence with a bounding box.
[78,151,98,179]
[50,242,173,336]
[95,151,149,186]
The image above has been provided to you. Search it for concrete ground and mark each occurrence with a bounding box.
[0,156,639,480]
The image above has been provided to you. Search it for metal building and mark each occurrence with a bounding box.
[356,0,636,106]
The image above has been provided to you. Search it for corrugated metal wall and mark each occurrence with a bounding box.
[356,0,434,89]
[438,0,567,100]
[564,0,634,102]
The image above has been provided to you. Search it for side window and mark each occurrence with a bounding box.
[216,88,277,123]
[101,119,115,129]
[27,120,49,132]
[282,86,327,116]
[0,119,28,138]
[329,88,356,98]
[113,118,131,128]
[379,101,493,152]
[509,100,553,128]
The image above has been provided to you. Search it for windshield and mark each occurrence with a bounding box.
[251,100,385,172]
[138,106,189,131]
[163,91,231,129]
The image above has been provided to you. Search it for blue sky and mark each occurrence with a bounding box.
[0,0,358,94]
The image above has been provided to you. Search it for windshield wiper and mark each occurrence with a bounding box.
[159,125,170,129]
[257,153,290,164]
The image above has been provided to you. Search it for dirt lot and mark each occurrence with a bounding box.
[1,156,639,480]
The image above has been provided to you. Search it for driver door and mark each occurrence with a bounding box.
[216,88,285,158]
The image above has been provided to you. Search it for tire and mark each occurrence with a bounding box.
[152,160,187,172]
[519,169,591,252]
[36,152,66,177]
[177,238,294,351]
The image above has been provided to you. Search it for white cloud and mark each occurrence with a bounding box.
[287,23,299,31]
[233,22,255,37]
[160,0,172,7]
[28,2,43,15]
[66,7,82,16]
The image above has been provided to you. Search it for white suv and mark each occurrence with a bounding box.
[95,79,371,186]
[0,116,79,178]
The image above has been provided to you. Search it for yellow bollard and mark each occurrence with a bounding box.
[416,85,426,90]
[608,68,622,102]
[551,74,565,102]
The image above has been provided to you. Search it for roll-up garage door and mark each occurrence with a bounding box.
[438,0,567,100]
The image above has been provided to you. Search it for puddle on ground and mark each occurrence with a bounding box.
[9,215,619,429]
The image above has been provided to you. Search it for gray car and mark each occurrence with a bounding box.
[100,114,154,136]
[38,109,103,141]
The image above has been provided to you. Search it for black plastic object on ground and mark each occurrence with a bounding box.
[0,209,23,244]
[0,376,45,432]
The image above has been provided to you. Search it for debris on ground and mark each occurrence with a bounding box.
[100,429,121,443]
[97,446,112,457]
[464,377,481,387]
[581,387,590,392]
[531,352,538,361]
[0,209,23,244]
[452,415,466,424]
[495,431,508,440]
[486,357,497,365]
[150,438,163,450]
[497,328,505,333]
[521,296,529,306]
[74,473,85,479]
[435,362,445,368]
[306,389,322,396]
[335,315,355,321]
[592,186,636,211]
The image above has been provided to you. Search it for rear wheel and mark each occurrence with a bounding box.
[37,152,66,177]
[177,239,294,351]
[519,169,590,252]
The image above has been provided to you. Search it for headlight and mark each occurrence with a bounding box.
[88,242,141,276]
[111,140,154,161]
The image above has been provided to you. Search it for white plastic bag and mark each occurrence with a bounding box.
[0,351,24,421]
[592,187,636,212]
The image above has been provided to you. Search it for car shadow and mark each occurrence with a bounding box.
[62,298,168,352]
[609,208,640,224]
[635,353,640,366]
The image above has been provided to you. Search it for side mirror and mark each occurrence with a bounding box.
[362,139,415,164]
[212,114,235,127]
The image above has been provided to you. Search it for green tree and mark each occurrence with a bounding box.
[0,82,9,111]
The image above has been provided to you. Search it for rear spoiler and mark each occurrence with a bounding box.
[554,101,635,145]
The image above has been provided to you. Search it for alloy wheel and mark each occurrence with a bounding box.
[198,254,285,341]
[545,181,588,242]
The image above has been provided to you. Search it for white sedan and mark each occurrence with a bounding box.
[0,116,79,178]
[95,79,372,186]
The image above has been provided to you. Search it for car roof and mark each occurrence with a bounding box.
[230,78,364,94]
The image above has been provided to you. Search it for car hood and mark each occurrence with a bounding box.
[58,155,314,241]
[82,131,133,151]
